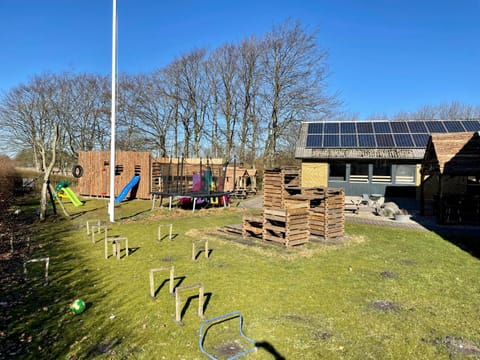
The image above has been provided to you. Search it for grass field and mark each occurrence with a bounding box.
[2,197,480,359]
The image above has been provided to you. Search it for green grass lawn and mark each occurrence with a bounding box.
[3,198,480,359]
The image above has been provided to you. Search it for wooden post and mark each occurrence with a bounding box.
[86,220,101,235]
[91,225,107,244]
[149,266,175,298]
[174,283,204,325]
[24,257,50,285]
[105,237,128,259]
[158,224,173,241]
[192,239,209,261]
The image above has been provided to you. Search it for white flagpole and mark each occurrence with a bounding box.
[108,0,117,222]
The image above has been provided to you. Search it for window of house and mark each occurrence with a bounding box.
[395,165,416,184]
[350,163,369,183]
[329,163,346,181]
[372,162,391,183]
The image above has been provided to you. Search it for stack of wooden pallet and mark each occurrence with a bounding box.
[242,215,263,239]
[307,188,345,238]
[263,167,302,208]
[262,203,310,247]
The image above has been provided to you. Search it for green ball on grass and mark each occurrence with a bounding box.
[70,299,86,314]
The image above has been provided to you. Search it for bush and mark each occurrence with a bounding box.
[0,155,18,209]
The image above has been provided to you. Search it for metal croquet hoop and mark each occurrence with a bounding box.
[199,311,257,360]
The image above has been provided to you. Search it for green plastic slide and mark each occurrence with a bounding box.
[62,187,84,206]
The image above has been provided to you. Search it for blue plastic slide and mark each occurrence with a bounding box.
[115,175,140,203]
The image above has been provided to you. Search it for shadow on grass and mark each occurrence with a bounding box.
[154,276,186,297]
[180,292,212,321]
[194,248,213,261]
[411,214,480,259]
[117,209,151,221]
[255,341,286,360]
[0,202,127,359]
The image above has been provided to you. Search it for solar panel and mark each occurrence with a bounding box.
[304,119,478,150]
[391,121,409,133]
[341,134,357,147]
[412,133,430,147]
[394,133,414,147]
[324,123,339,134]
[306,134,322,147]
[461,120,480,131]
[358,134,376,147]
[443,121,465,132]
[373,122,391,134]
[340,122,356,133]
[357,122,374,133]
[307,123,323,134]
[376,134,395,147]
[425,121,446,133]
[324,134,339,146]
[407,121,428,133]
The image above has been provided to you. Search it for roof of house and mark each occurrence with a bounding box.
[295,119,480,160]
[422,132,480,176]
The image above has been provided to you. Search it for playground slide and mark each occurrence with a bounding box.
[115,175,140,203]
[62,187,84,207]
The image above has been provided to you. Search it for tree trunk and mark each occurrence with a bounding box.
[39,125,59,221]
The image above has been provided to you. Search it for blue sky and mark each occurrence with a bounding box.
[0,0,478,119]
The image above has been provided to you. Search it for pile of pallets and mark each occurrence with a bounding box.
[242,216,263,239]
[262,204,310,247]
[263,167,301,208]
[241,169,344,245]
[307,188,345,238]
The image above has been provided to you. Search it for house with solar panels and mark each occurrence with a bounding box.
[294,119,480,202]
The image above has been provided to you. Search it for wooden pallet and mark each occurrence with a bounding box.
[242,215,263,238]
[308,188,345,239]
[263,167,302,208]
[285,188,345,239]
[262,205,309,247]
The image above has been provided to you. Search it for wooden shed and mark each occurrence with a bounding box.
[77,151,152,199]
[420,132,480,223]
[224,167,258,196]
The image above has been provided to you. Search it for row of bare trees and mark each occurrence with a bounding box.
[0,20,337,171]
[337,102,480,122]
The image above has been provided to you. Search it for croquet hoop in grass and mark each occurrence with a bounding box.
[72,165,84,178]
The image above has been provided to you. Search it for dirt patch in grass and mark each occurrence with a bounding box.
[212,340,246,358]
[443,336,480,356]
[84,338,120,357]
[312,330,333,341]
[400,259,417,266]
[380,271,398,279]
[284,313,314,323]
[371,300,400,312]
[423,336,480,357]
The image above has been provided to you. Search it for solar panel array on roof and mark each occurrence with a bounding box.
[305,120,480,149]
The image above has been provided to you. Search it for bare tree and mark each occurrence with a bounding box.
[209,44,240,159]
[117,72,176,156]
[391,101,480,121]
[237,36,262,165]
[0,84,43,169]
[0,74,67,219]
[260,19,338,167]
[174,49,209,157]
[62,73,110,154]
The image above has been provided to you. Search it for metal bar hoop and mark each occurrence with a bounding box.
[199,311,257,360]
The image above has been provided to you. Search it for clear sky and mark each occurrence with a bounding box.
[0,0,478,119]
